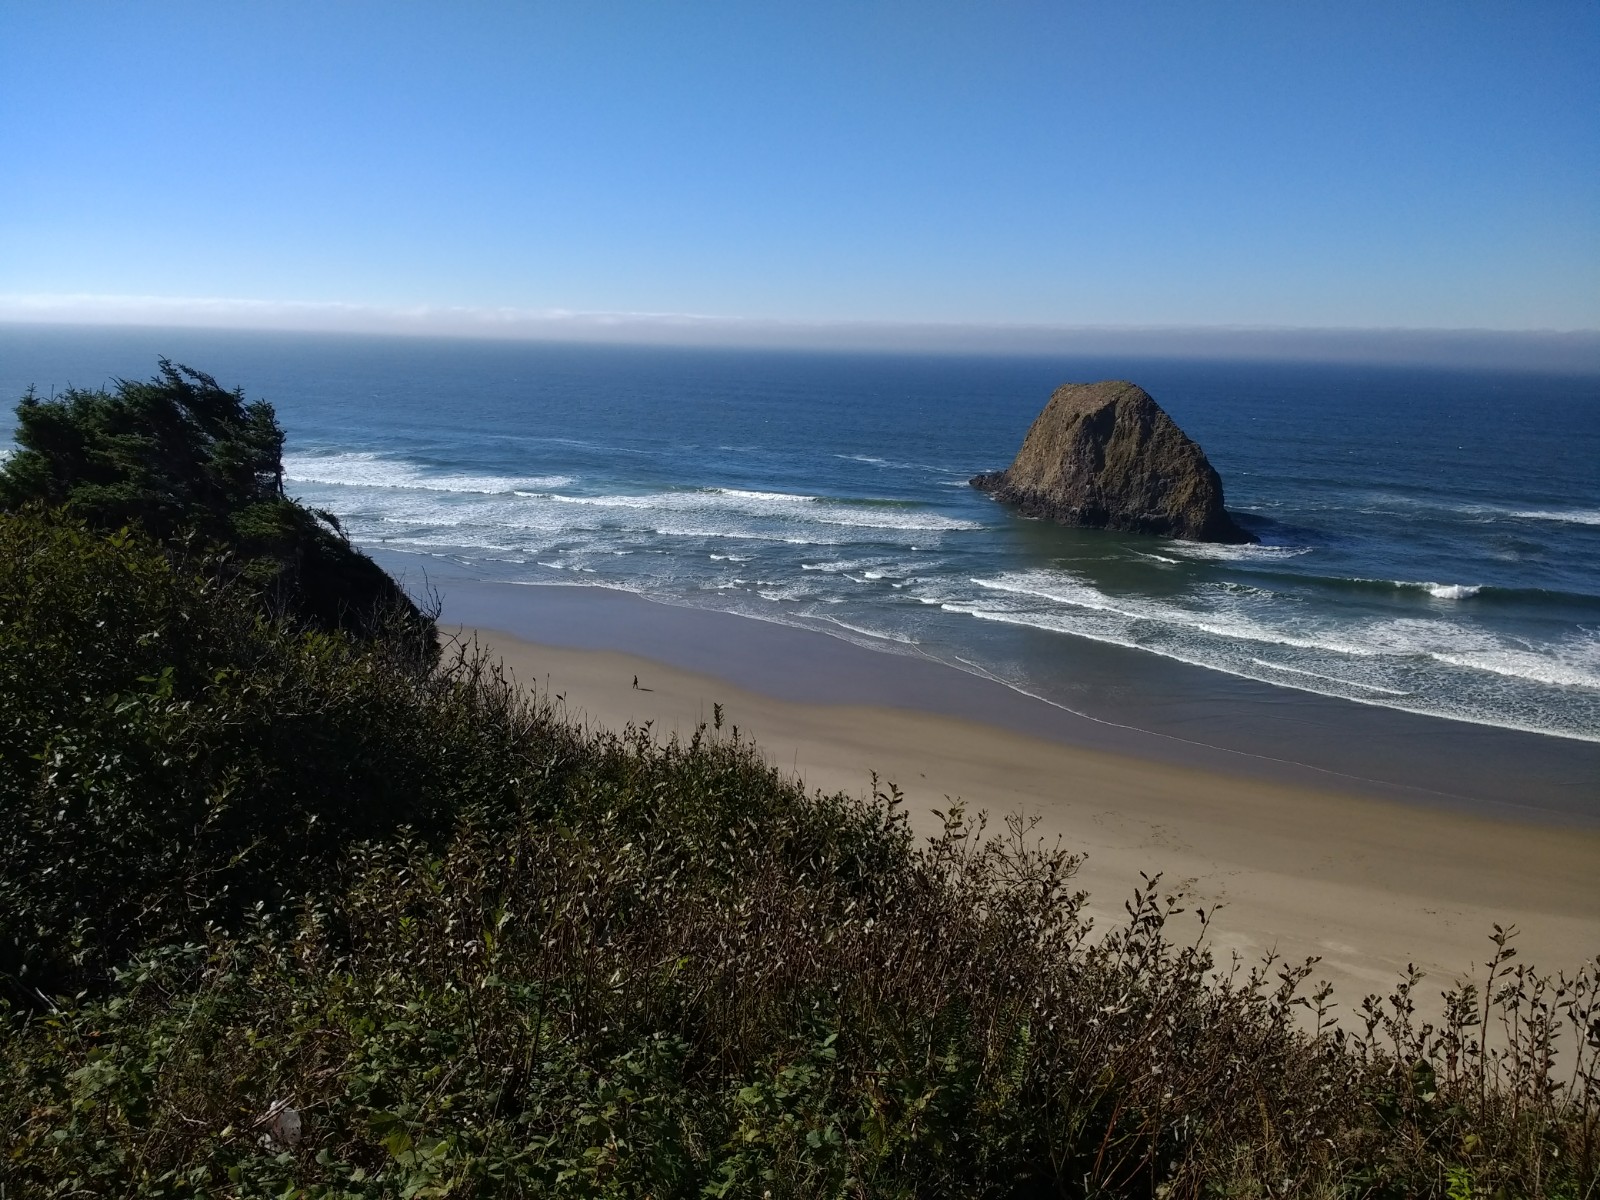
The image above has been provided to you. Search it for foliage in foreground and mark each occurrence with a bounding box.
[0,513,489,995]
[2,512,1598,1198]
[0,359,435,649]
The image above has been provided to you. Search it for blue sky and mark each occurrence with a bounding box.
[2,2,1597,342]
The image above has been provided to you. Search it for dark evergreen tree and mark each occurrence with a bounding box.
[0,360,436,652]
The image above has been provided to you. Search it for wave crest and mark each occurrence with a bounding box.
[284,451,571,495]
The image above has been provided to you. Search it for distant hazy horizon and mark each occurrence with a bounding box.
[2,304,1597,375]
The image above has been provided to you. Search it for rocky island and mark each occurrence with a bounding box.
[972,380,1256,544]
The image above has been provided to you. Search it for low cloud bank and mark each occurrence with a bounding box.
[3,293,1596,372]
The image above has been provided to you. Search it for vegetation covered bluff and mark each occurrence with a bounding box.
[0,360,436,653]
[1,368,1597,1197]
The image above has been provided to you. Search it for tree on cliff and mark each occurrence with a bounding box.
[0,360,436,653]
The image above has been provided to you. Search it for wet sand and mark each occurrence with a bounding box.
[416,569,1600,822]
[439,582,1600,1016]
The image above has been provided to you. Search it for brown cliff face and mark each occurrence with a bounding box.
[971,380,1255,543]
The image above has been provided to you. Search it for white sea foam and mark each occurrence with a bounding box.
[801,559,881,573]
[831,453,937,472]
[1421,583,1481,600]
[1393,497,1600,528]
[717,488,807,502]
[1026,586,1372,657]
[547,487,980,532]
[285,451,572,495]
[967,573,1349,654]
[533,560,598,573]
[943,569,1600,737]
[811,614,921,645]
[1506,508,1600,527]
[1354,494,1600,530]
[963,571,1600,689]
[1345,577,1483,600]
[1217,581,1273,596]
[333,478,971,550]
[378,533,523,554]
[1166,540,1313,562]
[941,599,1598,739]
[1247,658,1412,695]
[1431,639,1600,691]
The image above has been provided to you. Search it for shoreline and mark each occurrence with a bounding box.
[405,560,1600,824]
[438,580,1600,1014]
[463,622,1599,1014]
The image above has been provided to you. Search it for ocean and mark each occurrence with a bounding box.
[4,325,1599,747]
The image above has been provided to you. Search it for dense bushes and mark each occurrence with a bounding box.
[0,512,517,996]
[0,360,435,649]
[1,512,1597,1196]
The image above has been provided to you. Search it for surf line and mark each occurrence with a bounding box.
[1247,658,1412,696]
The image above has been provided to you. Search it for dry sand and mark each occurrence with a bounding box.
[466,624,1599,1015]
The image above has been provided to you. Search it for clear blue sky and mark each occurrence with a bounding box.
[2,2,1596,336]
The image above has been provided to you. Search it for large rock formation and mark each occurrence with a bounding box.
[971,380,1255,543]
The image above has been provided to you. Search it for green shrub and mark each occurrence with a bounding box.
[0,512,532,997]
[0,450,1595,1195]
[0,360,435,651]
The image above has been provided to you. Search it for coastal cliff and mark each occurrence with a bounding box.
[972,380,1255,543]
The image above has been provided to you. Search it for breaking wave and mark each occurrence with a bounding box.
[1506,508,1600,527]
[1166,540,1314,562]
[948,570,1600,741]
[285,451,571,495]
[545,487,981,532]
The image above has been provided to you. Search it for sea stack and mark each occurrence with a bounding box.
[972,380,1255,544]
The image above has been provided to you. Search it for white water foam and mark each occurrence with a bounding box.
[812,614,921,645]
[547,487,981,532]
[1247,658,1412,696]
[1420,582,1481,600]
[301,468,977,552]
[285,451,571,495]
[379,533,525,554]
[963,570,1600,703]
[1166,540,1313,562]
[1506,509,1600,527]
[1432,638,1600,691]
[831,453,943,472]
[802,558,887,574]
[967,572,1368,658]
[941,598,1598,742]
[1342,577,1485,600]
[1375,495,1600,528]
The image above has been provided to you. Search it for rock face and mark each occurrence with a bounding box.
[971,380,1255,543]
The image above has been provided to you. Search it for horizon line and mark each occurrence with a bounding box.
[3,293,1598,371]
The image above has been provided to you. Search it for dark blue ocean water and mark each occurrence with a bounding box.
[4,325,1599,743]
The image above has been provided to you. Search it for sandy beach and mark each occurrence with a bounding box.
[456,599,1600,1019]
